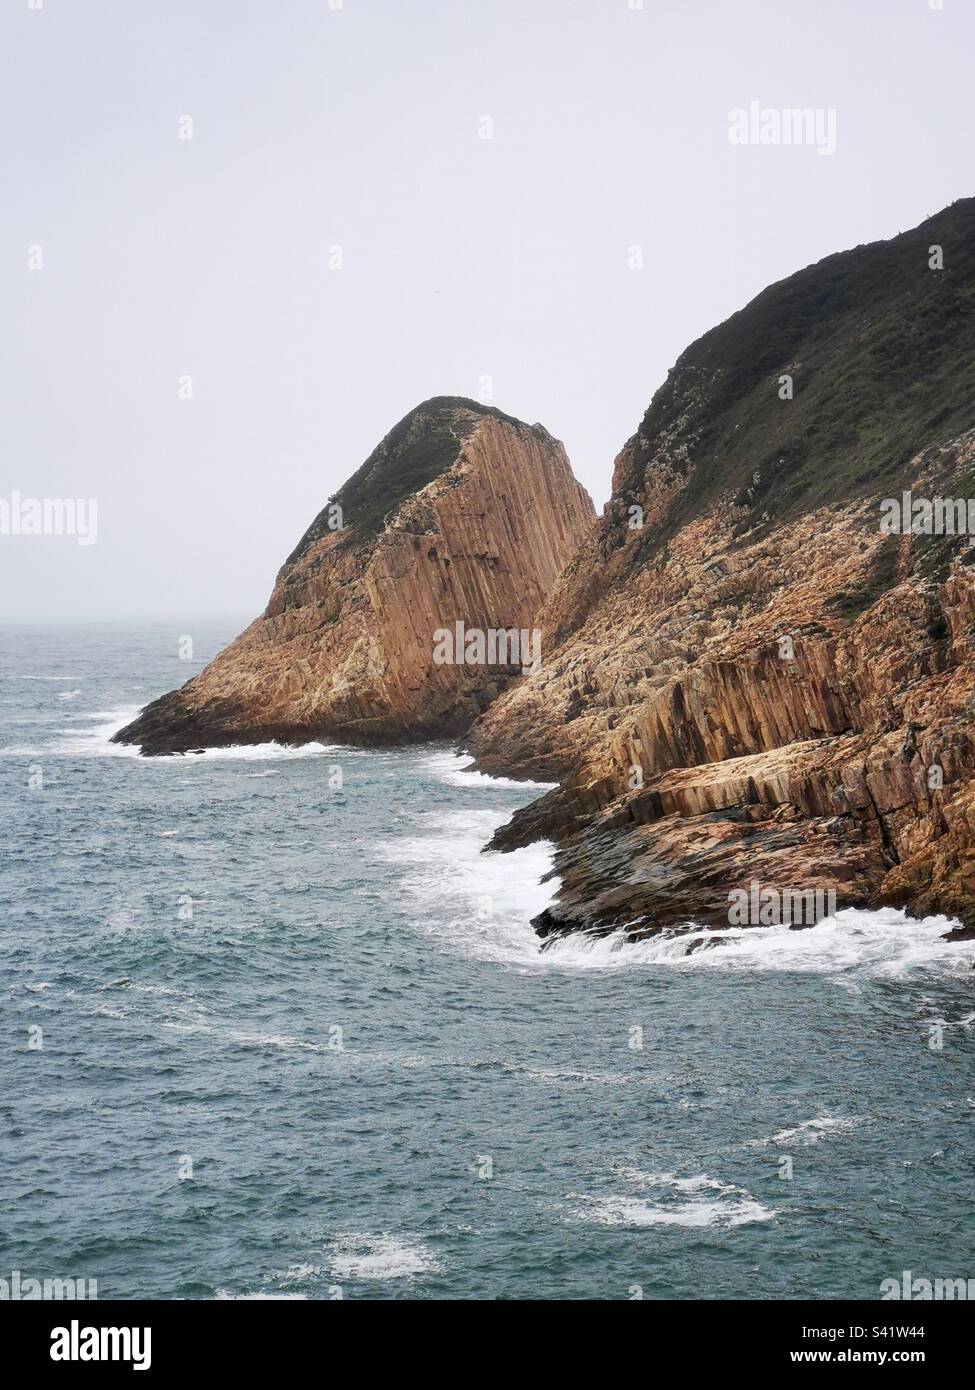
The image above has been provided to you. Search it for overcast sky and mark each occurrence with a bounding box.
[2,0,972,621]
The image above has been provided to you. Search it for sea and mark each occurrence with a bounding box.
[1,621,973,1301]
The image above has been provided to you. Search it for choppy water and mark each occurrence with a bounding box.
[2,622,974,1300]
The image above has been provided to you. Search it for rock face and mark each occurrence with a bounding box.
[471,198,975,938]
[115,398,595,753]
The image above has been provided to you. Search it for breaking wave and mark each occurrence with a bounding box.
[540,909,974,981]
[387,754,975,981]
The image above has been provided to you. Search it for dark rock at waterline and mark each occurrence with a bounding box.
[941,922,975,942]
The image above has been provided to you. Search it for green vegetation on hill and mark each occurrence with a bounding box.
[615,198,975,567]
[287,397,545,560]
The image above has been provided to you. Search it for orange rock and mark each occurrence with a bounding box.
[114,398,594,754]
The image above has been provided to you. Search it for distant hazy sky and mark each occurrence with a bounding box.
[2,0,972,620]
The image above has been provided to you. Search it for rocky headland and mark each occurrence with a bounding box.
[114,397,595,753]
[471,198,975,939]
[118,198,975,941]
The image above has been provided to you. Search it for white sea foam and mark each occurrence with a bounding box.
[421,750,556,792]
[225,1029,324,1054]
[388,759,975,980]
[1,705,343,761]
[215,1290,307,1300]
[327,1233,442,1281]
[23,709,971,985]
[0,706,142,758]
[277,1263,321,1283]
[379,805,558,967]
[516,1064,650,1087]
[540,908,975,981]
[765,1114,861,1148]
[161,739,341,762]
[567,1170,776,1230]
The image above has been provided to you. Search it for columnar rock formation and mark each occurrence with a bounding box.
[471,197,975,938]
[115,398,595,753]
[117,199,975,939]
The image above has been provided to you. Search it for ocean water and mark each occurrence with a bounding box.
[2,621,974,1301]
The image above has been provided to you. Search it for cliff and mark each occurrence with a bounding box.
[115,398,595,753]
[470,198,975,939]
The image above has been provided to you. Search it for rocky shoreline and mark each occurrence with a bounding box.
[467,199,975,940]
[117,200,975,942]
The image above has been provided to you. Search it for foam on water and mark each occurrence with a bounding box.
[388,752,974,979]
[422,749,556,792]
[539,909,975,981]
[14,699,972,989]
[764,1114,861,1147]
[0,705,344,761]
[327,1234,442,1281]
[367,754,975,980]
[567,1170,777,1230]
[380,805,558,966]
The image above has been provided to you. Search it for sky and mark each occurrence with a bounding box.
[2,0,973,621]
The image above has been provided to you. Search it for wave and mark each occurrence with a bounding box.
[224,1029,326,1054]
[421,749,556,792]
[0,705,343,761]
[926,1011,975,1030]
[215,1290,308,1300]
[385,758,975,981]
[540,908,975,980]
[327,1234,442,1281]
[762,1114,861,1148]
[379,806,558,967]
[567,1169,776,1230]
[25,706,972,984]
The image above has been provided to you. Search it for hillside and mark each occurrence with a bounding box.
[470,199,975,937]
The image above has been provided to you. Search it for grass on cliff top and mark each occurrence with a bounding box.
[615,197,975,576]
[286,397,547,561]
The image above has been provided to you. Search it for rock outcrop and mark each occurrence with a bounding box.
[115,398,595,753]
[471,198,975,938]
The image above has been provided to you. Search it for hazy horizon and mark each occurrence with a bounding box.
[3,0,973,620]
